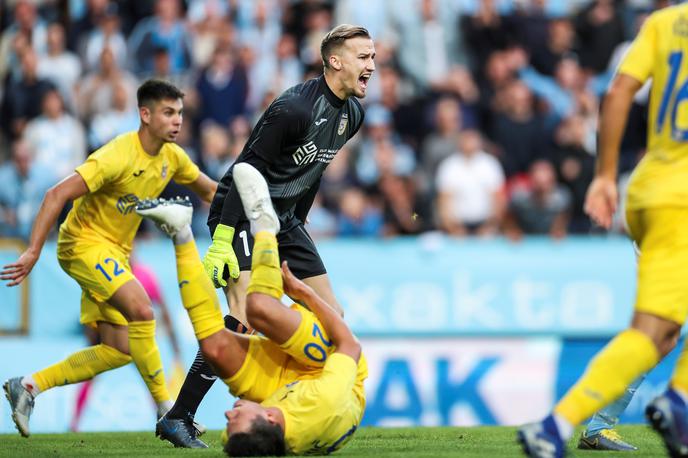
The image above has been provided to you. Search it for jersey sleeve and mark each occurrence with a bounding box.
[74,142,122,193]
[246,95,310,161]
[617,13,658,83]
[306,353,358,409]
[171,146,200,185]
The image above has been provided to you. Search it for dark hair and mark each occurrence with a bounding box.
[224,417,286,457]
[136,79,184,107]
[320,24,370,69]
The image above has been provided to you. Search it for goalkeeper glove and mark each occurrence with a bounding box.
[203,224,240,288]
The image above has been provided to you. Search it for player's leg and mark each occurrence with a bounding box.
[302,273,344,316]
[579,375,645,451]
[519,207,686,457]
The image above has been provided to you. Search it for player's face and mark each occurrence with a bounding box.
[141,98,183,143]
[338,37,375,98]
[224,399,269,435]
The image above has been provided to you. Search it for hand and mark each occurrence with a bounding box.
[584,176,618,230]
[281,261,312,303]
[203,224,239,288]
[1,249,39,286]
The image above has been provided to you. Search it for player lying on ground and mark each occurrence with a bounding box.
[139,163,367,455]
[1,79,217,438]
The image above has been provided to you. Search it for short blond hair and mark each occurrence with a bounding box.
[320,24,370,69]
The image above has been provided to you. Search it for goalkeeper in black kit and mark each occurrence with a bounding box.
[156,24,375,447]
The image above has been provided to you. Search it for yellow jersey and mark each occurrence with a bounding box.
[59,132,199,253]
[619,4,688,209]
[261,353,368,455]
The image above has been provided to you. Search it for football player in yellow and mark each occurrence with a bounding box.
[1,79,217,438]
[139,163,367,456]
[519,4,688,457]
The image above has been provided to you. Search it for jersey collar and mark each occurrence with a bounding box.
[319,75,346,109]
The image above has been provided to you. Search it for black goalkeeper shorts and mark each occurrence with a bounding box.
[207,220,326,280]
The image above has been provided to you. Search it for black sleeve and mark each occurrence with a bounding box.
[246,95,310,162]
[294,178,321,223]
[218,152,270,228]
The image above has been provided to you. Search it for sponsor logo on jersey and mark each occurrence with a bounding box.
[292,141,318,165]
[315,117,327,126]
[133,169,145,177]
[116,194,140,215]
[338,113,348,136]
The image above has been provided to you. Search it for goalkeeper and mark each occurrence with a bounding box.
[140,163,367,456]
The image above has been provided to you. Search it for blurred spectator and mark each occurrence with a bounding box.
[69,0,112,52]
[237,0,281,60]
[246,33,303,112]
[435,129,505,237]
[530,18,575,76]
[0,140,53,240]
[1,47,55,140]
[574,0,626,74]
[298,4,332,70]
[83,2,128,71]
[304,194,338,240]
[503,159,571,240]
[24,89,86,182]
[377,174,427,236]
[0,0,47,82]
[199,120,232,180]
[391,0,466,92]
[550,114,596,233]
[376,65,426,148]
[420,96,463,190]
[490,80,546,178]
[187,1,235,68]
[354,105,416,187]
[76,46,138,120]
[321,145,357,211]
[88,82,139,150]
[38,23,82,110]
[195,44,248,127]
[127,0,192,76]
[461,0,513,74]
[337,187,383,237]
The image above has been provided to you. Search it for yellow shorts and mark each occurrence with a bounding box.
[226,304,335,401]
[57,241,133,327]
[626,207,688,324]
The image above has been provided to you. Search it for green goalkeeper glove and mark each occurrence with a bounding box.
[203,224,240,288]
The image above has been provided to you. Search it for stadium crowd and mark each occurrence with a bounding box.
[0,0,665,241]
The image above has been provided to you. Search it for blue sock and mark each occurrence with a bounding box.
[584,374,645,436]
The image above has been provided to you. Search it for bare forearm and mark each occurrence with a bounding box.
[597,77,638,179]
[27,189,67,255]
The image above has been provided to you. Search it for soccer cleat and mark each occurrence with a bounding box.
[136,197,193,238]
[232,163,280,235]
[517,416,565,458]
[156,412,208,448]
[578,429,637,451]
[3,377,35,438]
[646,389,688,457]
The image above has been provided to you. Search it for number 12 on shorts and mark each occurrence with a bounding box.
[95,258,124,282]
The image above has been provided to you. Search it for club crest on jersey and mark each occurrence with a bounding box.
[337,113,348,136]
[161,163,168,178]
[116,194,139,215]
[292,141,318,165]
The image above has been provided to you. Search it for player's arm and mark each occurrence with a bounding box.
[584,73,643,229]
[294,178,321,223]
[185,171,218,204]
[1,173,88,286]
[281,261,361,362]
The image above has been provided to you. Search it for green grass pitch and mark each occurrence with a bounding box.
[0,425,669,457]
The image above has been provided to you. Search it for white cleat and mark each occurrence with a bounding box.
[4,377,34,438]
[233,163,280,235]
[136,197,193,238]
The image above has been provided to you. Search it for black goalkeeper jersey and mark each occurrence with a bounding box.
[208,75,365,232]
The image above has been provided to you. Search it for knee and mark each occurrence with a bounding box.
[200,337,223,367]
[657,330,680,357]
[127,301,154,322]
